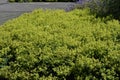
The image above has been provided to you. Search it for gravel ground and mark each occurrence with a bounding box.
[0,2,75,25]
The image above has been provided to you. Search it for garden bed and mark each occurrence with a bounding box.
[0,9,120,80]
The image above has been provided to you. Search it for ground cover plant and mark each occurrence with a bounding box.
[0,9,120,79]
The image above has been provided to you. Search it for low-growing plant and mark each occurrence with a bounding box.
[0,9,120,79]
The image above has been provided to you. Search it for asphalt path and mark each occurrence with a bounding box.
[0,0,8,4]
[0,2,75,25]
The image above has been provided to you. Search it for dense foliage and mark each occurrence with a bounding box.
[106,0,120,20]
[75,0,120,20]
[0,9,120,79]
[8,0,75,2]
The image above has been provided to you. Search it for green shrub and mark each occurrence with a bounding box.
[0,9,120,79]
[76,0,120,20]
[106,0,120,20]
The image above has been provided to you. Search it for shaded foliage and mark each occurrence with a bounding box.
[75,0,120,20]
